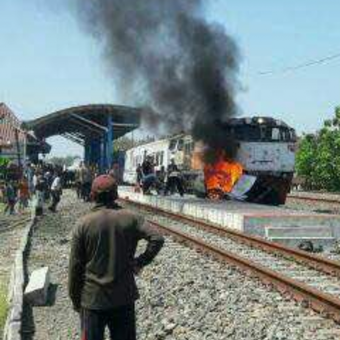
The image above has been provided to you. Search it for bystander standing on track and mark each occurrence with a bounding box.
[24,162,35,195]
[79,162,93,202]
[3,180,16,215]
[68,175,164,340]
[49,171,63,212]
[17,177,30,212]
[33,172,46,216]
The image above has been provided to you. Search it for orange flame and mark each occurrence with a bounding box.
[204,153,243,200]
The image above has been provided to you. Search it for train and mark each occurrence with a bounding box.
[123,117,297,205]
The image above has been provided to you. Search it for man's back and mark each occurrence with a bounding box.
[69,206,164,310]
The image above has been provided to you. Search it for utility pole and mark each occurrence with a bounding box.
[14,127,21,169]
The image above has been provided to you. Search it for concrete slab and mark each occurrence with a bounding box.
[119,186,340,250]
[24,267,50,306]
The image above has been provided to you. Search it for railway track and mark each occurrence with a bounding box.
[121,198,340,323]
[288,194,340,205]
[0,215,31,234]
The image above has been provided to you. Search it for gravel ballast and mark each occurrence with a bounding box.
[22,191,340,339]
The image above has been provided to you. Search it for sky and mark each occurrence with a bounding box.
[0,0,340,156]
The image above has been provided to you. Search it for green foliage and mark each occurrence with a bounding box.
[296,106,340,191]
[0,284,8,332]
[0,158,10,167]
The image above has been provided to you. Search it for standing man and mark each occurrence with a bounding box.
[68,175,164,340]
[79,163,93,202]
[33,172,46,216]
[49,172,62,213]
[141,156,156,194]
[24,162,34,196]
[164,158,184,197]
[18,177,30,212]
[4,180,16,215]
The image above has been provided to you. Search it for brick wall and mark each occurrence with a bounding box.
[0,103,26,159]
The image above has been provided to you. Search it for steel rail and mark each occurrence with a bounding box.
[0,217,31,234]
[288,195,340,205]
[148,219,340,323]
[121,198,340,277]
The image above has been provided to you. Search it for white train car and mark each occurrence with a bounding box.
[124,138,170,184]
[123,117,297,205]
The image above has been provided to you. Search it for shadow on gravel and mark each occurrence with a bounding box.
[21,302,35,340]
[46,284,59,307]
[21,222,35,340]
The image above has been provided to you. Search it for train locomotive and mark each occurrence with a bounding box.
[123,117,297,205]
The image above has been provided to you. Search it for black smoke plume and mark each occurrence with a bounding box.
[73,0,240,162]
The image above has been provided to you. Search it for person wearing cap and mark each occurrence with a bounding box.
[68,175,164,340]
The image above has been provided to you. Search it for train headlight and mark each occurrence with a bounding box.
[258,118,265,124]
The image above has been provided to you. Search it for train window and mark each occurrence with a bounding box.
[156,152,162,166]
[184,143,190,154]
[280,128,292,142]
[234,126,261,141]
[272,128,280,141]
[261,127,272,141]
[178,139,184,151]
[169,140,177,151]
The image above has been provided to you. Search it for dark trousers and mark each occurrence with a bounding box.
[81,182,92,201]
[4,200,15,215]
[165,176,184,196]
[76,182,82,199]
[49,191,60,212]
[142,174,156,194]
[81,305,136,340]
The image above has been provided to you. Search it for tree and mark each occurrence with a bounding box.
[295,134,318,188]
[296,107,340,191]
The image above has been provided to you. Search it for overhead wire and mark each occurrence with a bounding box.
[258,51,340,76]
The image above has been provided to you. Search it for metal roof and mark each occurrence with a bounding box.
[22,104,141,146]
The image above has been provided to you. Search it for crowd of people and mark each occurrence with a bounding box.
[0,160,125,216]
[136,156,185,196]
[1,159,166,340]
[0,162,64,215]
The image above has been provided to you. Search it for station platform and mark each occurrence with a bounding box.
[119,187,340,250]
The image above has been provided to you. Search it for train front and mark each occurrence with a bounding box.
[198,117,297,205]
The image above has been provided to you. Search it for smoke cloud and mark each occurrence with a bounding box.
[73,0,240,161]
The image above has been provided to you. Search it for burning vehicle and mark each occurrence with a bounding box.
[123,116,297,206]
[191,117,297,205]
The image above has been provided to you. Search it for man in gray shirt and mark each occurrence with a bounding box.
[69,175,164,340]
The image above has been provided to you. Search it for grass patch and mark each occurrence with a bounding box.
[0,284,8,332]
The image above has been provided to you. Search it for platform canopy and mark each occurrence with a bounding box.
[22,104,141,146]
